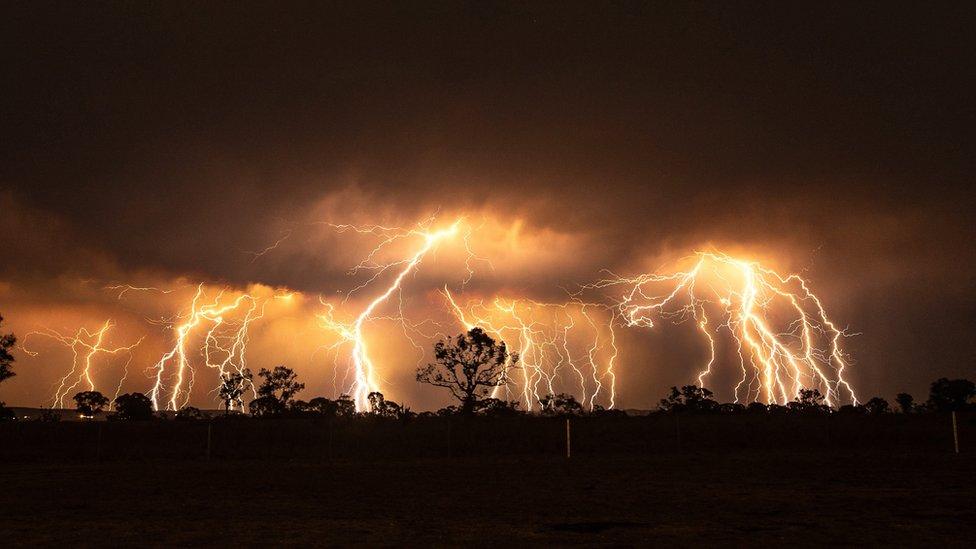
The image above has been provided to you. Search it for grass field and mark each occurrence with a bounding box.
[2,415,973,545]
[2,451,973,545]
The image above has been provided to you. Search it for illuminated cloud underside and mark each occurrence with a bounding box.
[15,215,857,411]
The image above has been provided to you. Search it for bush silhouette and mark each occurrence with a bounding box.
[927,378,975,412]
[864,397,890,415]
[788,388,830,414]
[113,393,154,420]
[73,391,110,418]
[0,314,16,419]
[895,393,915,414]
[175,406,205,421]
[540,393,584,416]
[659,385,718,413]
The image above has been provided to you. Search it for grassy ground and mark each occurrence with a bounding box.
[2,450,972,546]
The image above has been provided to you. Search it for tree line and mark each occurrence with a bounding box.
[1,317,974,421]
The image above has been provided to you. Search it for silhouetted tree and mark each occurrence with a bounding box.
[248,396,283,417]
[540,393,584,416]
[895,393,915,414]
[289,399,312,415]
[927,378,976,412]
[659,385,718,413]
[788,388,830,414]
[478,398,523,417]
[767,403,790,415]
[307,397,338,417]
[746,402,768,414]
[416,327,517,416]
[249,366,304,417]
[72,391,109,418]
[257,366,304,403]
[367,391,404,418]
[335,394,356,417]
[39,407,61,422]
[718,402,746,414]
[837,404,866,415]
[864,397,890,414]
[218,370,253,415]
[590,404,628,418]
[113,392,154,420]
[0,315,16,419]
[0,315,14,385]
[175,406,205,421]
[436,405,461,417]
[305,396,355,418]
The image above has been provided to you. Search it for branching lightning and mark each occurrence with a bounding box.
[317,216,492,410]
[442,288,618,410]
[21,320,143,408]
[19,213,858,413]
[146,284,282,410]
[580,251,857,406]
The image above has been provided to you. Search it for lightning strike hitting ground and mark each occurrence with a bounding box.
[442,288,619,411]
[17,214,858,413]
[581,251,858,406]
[147,284,277,411]
[317,217,488,411]
[21,320,143,408]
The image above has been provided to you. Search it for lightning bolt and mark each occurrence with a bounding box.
[581,251,857,407]
[319,217,472,410]
[441,288,618,411]
[148,284,282,410]
[21,320,143,408]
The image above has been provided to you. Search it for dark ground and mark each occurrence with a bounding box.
[2,450,973,546]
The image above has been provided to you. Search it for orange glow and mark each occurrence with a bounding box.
[442,287,619,410]
[21,320,143,408]
[581,251,858,406]
[10,214,858,411]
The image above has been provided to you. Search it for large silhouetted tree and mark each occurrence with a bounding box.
[927,378,976,412]
[659,385,718,413]
[417,328,518,416]
[218,369,252,415]
[0,315,16,420]
[864,397,890,415]
[367,391,405,418]
[73,391,109,418]
[0,315,16,385]
[249,366,304,417]
[895,393,915,414]
[113,393,154,420]
[416,327,517,416]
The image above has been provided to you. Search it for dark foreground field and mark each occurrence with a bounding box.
[2,415,973,545]
[2,450,974,545]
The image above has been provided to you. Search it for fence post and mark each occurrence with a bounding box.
[206,421,213,460]
[952,411,959,454]
[566,418,571,458]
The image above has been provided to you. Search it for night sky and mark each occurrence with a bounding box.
[1,2,974,409]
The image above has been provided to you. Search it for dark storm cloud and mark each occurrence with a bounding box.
[1,2,974,403]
